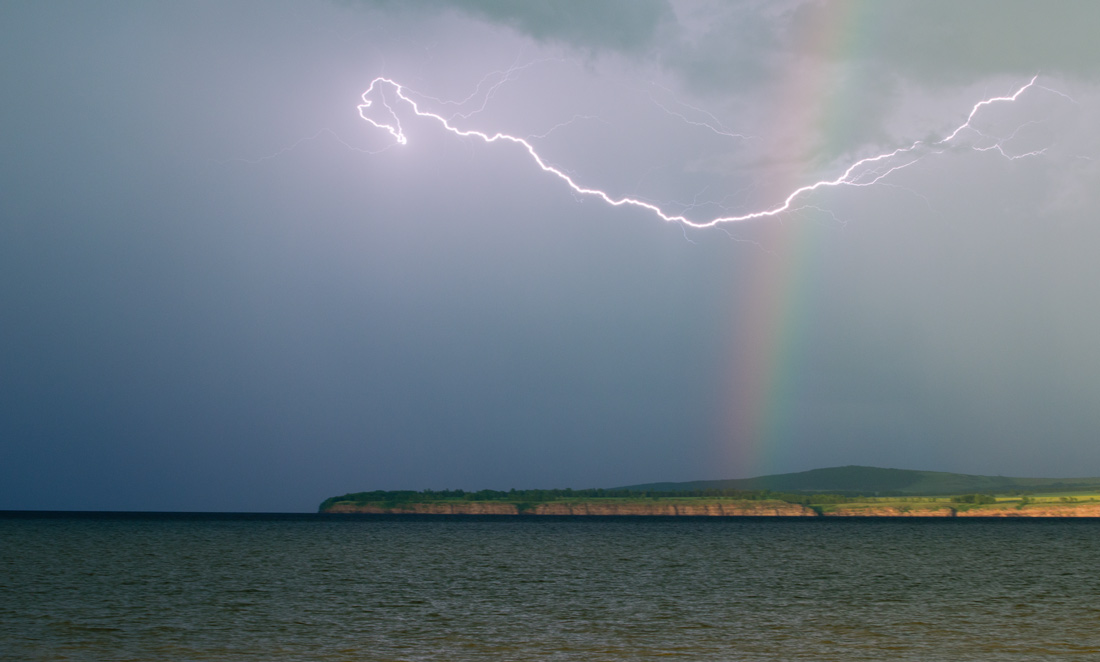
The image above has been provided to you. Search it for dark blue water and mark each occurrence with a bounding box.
[3,513,1100,661]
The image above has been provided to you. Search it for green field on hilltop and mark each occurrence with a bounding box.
[616,465,1100,496]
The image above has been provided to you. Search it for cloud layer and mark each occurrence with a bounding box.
[2,0,1099,511]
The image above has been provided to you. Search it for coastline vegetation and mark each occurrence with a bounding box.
[319,487,851,512]
[319,488,1100,514]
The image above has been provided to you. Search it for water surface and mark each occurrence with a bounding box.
[3,513,1099,660]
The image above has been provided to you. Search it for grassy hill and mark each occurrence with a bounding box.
[321,466,1100,515]
[617,465,1100,496]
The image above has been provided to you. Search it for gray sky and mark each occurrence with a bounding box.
[3,1,1099,511]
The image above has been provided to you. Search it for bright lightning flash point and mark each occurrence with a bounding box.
[358,75,1049,230]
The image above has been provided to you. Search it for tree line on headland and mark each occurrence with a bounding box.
[321,487,885,512]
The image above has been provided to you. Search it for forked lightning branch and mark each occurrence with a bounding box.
[358,76,1050,229]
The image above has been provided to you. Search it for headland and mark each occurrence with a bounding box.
[320,466,1100,517]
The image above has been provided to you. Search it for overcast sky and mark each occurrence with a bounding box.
[3,1,1100,511]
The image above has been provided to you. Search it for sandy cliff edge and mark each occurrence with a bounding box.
[322,501,815,516]
[322,501,1100,517]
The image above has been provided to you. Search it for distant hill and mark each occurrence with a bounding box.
[616,466,1100,496]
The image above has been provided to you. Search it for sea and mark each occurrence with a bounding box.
[3,513,1100,661]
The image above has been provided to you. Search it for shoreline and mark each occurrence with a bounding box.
[322,500,1100,518]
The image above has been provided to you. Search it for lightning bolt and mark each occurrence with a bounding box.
[221,127,394,165]
[937,76,1039,144]
[359,75,1052,229]
[525,115,609,142]
[645,80,756,141]
[407,57,563,122]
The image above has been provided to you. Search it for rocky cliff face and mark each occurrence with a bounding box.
[529,502,815,516]
[324,501,815,516]
[325,502,521,515]
[824,506,957,517]
[323,500,1100,517]
[824,504,1100,517]
[955,503,1100,517]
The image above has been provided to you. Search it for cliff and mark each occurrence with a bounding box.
[322,500,1100,517]
[955,503,1100,517]
[822,503,1100,517]
[530,501,814,516]
[323,500,816,516]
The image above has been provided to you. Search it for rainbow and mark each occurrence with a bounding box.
[720,1,890,476]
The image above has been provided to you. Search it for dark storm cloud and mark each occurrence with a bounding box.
[651,0,1100,158]
[660,1,788,95]
[788,0,1100,84]
[353,0,675,54]
[661,0,1100,95]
